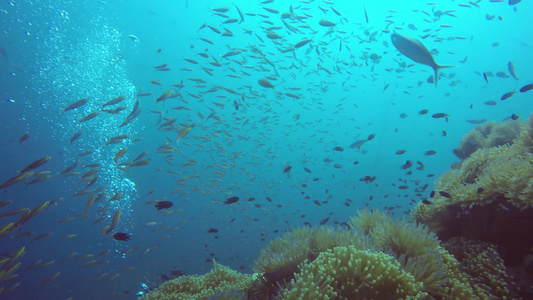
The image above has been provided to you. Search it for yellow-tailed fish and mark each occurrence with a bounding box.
[105,209,120,234]
[391,32,453,87]
[39,271,61,287]
[176,125,193,146]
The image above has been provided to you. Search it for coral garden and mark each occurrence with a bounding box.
[142,115,533,299]
[141,260,253,300]
[412,113,533,297]
[452,120,525,160]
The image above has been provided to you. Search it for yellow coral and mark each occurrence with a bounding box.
[141,261,253,300]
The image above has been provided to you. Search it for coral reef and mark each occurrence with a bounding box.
[141,260,253,300]
[253,210,490,299]
[279,246,427,300]
[140,116,533,300]
[142,209,520,300]
[412,114,533,298]
[412,116,533,230]
[250,226,372,298]
[253,226,372,274]
[453,120,525,160]
[349,210,476,299]
[443,237,518,298]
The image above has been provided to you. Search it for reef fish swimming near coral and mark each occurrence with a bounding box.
[391,32,453,87]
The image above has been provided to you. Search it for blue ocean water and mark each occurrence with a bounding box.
[0,0,531,299]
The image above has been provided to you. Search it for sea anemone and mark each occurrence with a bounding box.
[141,260,252,300]
[411,114,533,297]
[351,210,475,298]
[251,226,372,298]
[412,116,533,229]
[255,210,481,299]
[453,120,524,160]
[278,246,427,300]
[443,237,518,299]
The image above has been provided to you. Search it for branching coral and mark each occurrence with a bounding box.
[141,261,253,300]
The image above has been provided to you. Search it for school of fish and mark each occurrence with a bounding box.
[0,0,531,298]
